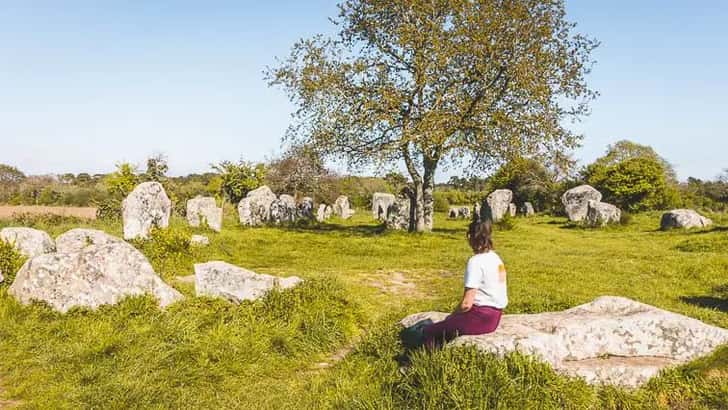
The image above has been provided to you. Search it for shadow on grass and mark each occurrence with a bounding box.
[680,296,728,313]
[684,226,728,235]
[289,222,389,237]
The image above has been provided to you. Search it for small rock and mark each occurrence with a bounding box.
[521,202,535,217]
[191,235,210,246]
[0,227,56,257]
[186,196,223,232]
[585,201,621,227]
[660,209,713,230]
[122,182,172,240]
[194,261,302,303]
[508,203,517,217]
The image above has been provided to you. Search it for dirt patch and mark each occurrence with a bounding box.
[368,271,422,297]
[0,205,97,220]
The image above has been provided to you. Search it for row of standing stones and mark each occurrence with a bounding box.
[0,182,724,388]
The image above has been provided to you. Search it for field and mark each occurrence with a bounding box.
[0,209,727,409]
[0,206,97,220]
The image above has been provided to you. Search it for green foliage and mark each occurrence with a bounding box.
[103,163,139,199]
[212,160,266,204]
[494,213,517,231]
[142,153,169,183]
[8,212,83,228]
[489,157,564,212]
[0,239,25,284]
[130,227,192,272]
[265,144,332,198]
[432,194,449,213]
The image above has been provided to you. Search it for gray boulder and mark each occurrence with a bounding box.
[298,197,315,220]
[269,197,297,225]
[660,209,713,230]
[372,193,396,220]
[237,185,277,226]
[401,296,728,388]
[0,227,55,257]
[448,206,471,219]
[186,196,223,232]
[480,189,513,222]
[194,261,302,303]
[9,242,183,313]
[586,201,622,227]
[386,196,412,230]
[55,228,125,253]
[521,202,535,217]
[334,195,354,219]
[562,185,602,222]
[316,204,333,222]
[122,182,172,240]
[508,203,517,217]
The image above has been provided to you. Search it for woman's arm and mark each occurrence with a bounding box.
[456,288,478,313]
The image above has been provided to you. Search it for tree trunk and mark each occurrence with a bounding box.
[422,158,437,231]
[411,177,426,232]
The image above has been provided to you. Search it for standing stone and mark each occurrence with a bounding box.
[269,198,296,225]
[473,202,481,220]
[186,196,223,232]
[660,209,713,230]
[334,195,354,219]
[55,228,124,254]
[448,206,471,219]
[0,227,56,257]
[586,201,622,227]
[508,203,517,217]
[298,197,315,220]
[480,189,513,222]
[562,185,602,222]
[386,196,412,230]
[279,194,296,209]
[194,261,302,303]
[459,207,471,219]
[448,207,459,219]
[372,193,396,220]
[237,185,277,226]
[521,202,535,217]
[122,182,172,240]
[316,204,329,222]
[9,242,183,313]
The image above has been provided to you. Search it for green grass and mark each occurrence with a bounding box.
[0,210,727,408]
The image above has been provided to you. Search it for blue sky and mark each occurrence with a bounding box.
[1,1,726,181]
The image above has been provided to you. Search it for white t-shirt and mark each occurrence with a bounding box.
[463,251,508,309]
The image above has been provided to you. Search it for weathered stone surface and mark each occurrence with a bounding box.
[122,182,172,240]
[508,203,517,217]
[316,204,329,222]
[0,227,55,258]
[194,261,302,303]
[269,196,297,225]
[400,296,728,388]
[191,235,209,246]
[372,193,396,220]
[480,189,513,222]
[334,195,354,219]
[521,202,535,217]
[186,196,223,232]
[586,201,621,227]
[237,185,277,226]
[562,185,602,222]
[279,194,296,209]
[9,243,183,313]
[660,209,713,230]
[298,197,315,220]
[55,228,124,253]
[448,206,471,219]
[386,196,412,230]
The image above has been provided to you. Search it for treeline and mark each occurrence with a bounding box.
[1,140,727,216]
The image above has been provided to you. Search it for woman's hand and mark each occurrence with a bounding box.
[457,288,477,313]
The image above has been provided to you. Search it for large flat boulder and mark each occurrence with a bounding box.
[194,261,302,303]
[186,196,223,232]
[372,193,396,220]
[660,209,712,230]
[237,185,277,226]
[400,296,728,388]
[122,182,172,240]
[585,201,621,227]
[55,228,125,253]
[480,189,513,222]
[562,185,602,222]
[0,227,55,257]
[9,242,183,313]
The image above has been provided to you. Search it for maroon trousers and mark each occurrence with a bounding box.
[423,305,502,348]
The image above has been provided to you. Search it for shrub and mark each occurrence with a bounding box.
[494,214,516,231]
[212,160,266,204]
[433,195,449,212]
[95,198,122,221]
[0,239,26,284]
[10,213,83,228]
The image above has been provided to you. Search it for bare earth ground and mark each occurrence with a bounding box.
[0,205,97,220]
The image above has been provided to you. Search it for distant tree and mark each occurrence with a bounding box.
[268,0,598,231]
[212,160,266,204]
[143,153,169,183]
[446,175,488,192]
[0,164,25,185]
[265,144,331,196]
[104,163,139,198]
[489,157,561,211]
[59,173,76,184]
[584,140,677,182]
[76,173,92,185]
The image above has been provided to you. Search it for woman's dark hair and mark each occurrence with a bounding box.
[467,220,494,253]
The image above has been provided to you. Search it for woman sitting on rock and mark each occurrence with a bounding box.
[423,219,508,348]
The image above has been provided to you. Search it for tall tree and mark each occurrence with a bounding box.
[268,0,597,231]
